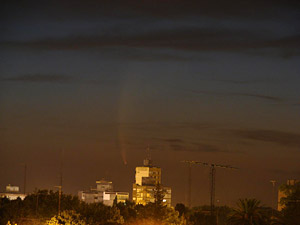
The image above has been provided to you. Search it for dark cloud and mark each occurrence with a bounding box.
[192,143,222,153]
[232,129,300,148]
[160,138,185,144]
[1,28,299,58]
[2,0,299,21]
[0,74,117,85]
[235,93,282,102]
[152,137,226,153]
[124,122,213,133]
[0,74,73,83]
[169,142,227,153]
[212,78,282,85]
[169,144,184,151]
[269,169,300,175]
[292,102,300,106]
[2,0,299,60]
[99,47,203,62]
[189,90,282,102]
[160,122,213,130]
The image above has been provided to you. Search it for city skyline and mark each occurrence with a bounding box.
[1,0,300,207]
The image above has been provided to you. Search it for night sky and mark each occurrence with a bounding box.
[1,0,300,207]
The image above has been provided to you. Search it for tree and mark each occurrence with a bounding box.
[175,203,187,217]
[154,183,165,208]
[0,189,83,225]
[188,210,212,225]
[227,198,269,225]
[78,202,124,225]
[135,205,185,225]
[116,200,137,222]
[276,182,300,225]
[162,207,186,225]
[46,210,86,225]
[153,182,167,220]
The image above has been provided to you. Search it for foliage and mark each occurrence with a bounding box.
[188,206,213,225]
[162,207,186,225]
[181,204,232,225]
[276,182,300,225]
[46,210,86,225]
[227,198,269,225]
[77,202,124,225]
[116,200,137,222]
[1,190,283,225]
[0,190,81,225]
[216,206,233,225]
[175,203,187,217]
[154,183,165,208]
[133,203,184,225]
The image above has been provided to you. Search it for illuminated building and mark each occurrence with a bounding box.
[78,179,129,206]
[0,184,26,200]
[278,179,299,211]
[95,180,113,192]
[132,158,171,207]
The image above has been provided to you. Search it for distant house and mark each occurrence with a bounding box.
[0,184,26,200]
[78,179,129,206]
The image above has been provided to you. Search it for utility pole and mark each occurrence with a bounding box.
[60,149,64,191]
[270,180,276,217]
[54,149,64,216]
[210,165,216,214]
[54,185,62,215]
[188,163,192,208]
[216,199,220,225]
[182,160,238,223]
[23,164,27,195]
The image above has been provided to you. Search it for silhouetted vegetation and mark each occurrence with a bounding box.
[227,199,269,225]
[276,182,300,225]
[1,188,299,225]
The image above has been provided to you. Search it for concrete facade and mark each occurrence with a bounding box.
[78,180,129,206]
[132,158,171,207]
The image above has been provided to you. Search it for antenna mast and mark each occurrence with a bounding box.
[144,145,152,166]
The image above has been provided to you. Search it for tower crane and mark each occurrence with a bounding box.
[181,161,193,207]
[182,160,238,217]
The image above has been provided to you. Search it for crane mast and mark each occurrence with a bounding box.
[182,160,238,221]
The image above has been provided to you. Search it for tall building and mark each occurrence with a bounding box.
[78,179,129,206]
[132,158,171,207]
[278,179,299,211]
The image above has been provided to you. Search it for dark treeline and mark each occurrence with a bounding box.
[0,182,299,225]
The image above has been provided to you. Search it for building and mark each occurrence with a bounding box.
[132,158,171,207]
[78,179,129,206]
[0,184,26,200]
[278,179,299,211]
